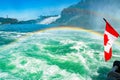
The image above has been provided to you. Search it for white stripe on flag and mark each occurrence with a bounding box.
[104,31,118,53]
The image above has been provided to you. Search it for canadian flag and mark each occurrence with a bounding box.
[104,18,119,61]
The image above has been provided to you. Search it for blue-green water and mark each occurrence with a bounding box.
[0,24,120,80]
[0,24,55,32]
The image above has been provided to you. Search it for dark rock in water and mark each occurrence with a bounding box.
[54,0,120,32]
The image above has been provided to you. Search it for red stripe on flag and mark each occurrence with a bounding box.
[106,21,119,38]
[104,48,112,61]
[104,34,109,46]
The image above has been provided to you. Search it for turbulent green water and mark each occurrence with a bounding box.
[0,29,120,80]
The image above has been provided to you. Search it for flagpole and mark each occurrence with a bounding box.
[103,18,120,37]
[103,18,107,22]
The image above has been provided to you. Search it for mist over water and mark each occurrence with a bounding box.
[55,0,120,32]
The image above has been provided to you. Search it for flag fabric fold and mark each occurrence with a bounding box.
[104,18,119,61]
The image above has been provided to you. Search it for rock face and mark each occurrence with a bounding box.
[54,0,120,31]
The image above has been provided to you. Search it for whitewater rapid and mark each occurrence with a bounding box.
[0,29,120,80]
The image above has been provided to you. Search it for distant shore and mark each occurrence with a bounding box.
[0,17,37,25]
[0,15,59,25]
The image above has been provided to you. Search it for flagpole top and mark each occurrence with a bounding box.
[103,18,107,22]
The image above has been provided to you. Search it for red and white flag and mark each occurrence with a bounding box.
[104,18,119,61]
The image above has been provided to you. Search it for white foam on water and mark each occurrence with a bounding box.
[1,30,120,80]
[9,50,86,80]
[0,72,10,78]
[42,65,60,79]
[60,39,75,45]
[67,74,83,80]
[45,51,90,75]
[41,66,84,80]
[11,54,46,73]
[0,72,21,80]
